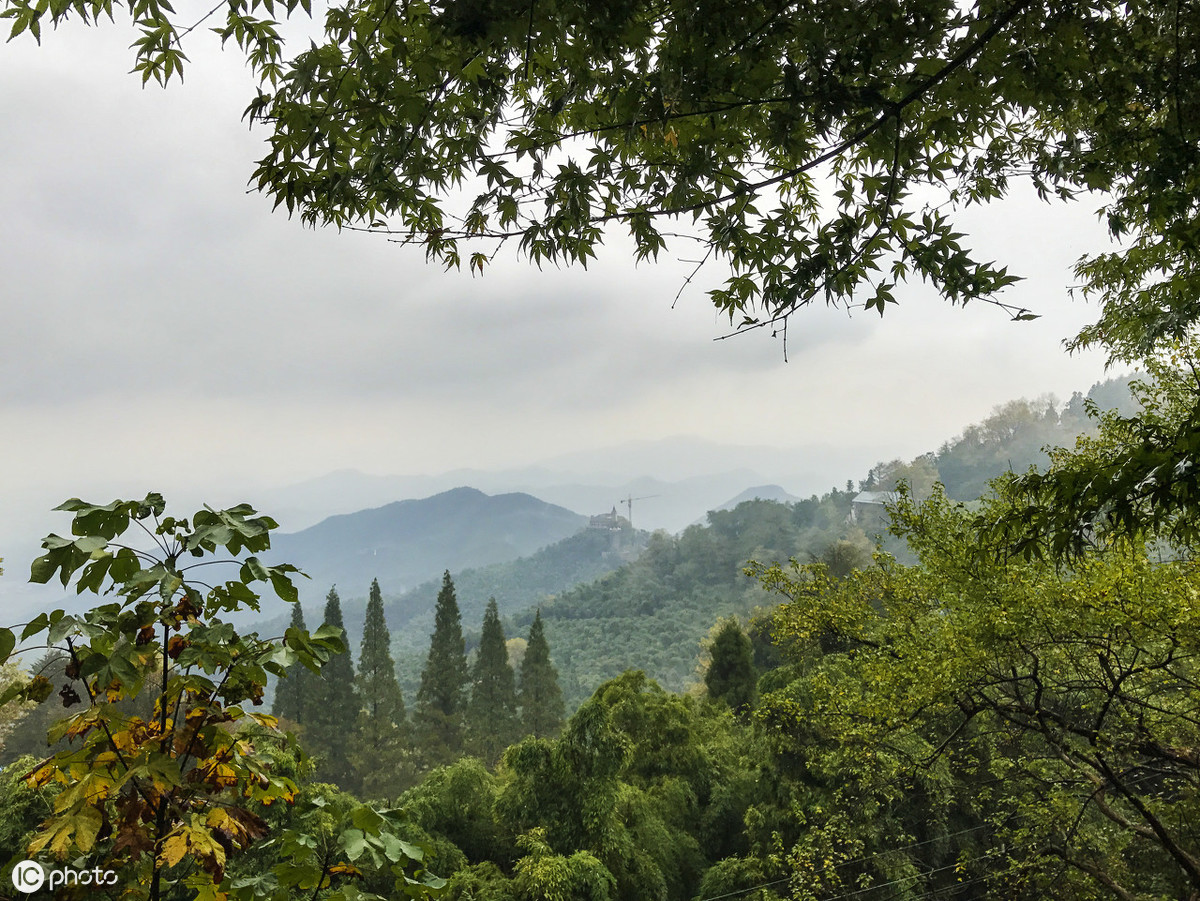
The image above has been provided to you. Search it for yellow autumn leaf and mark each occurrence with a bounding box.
[27,762,57,788]
[26,824,61,858]
[160,830,190,868]
[49,823,76,857]
[189,825,227,870]
[191,882,229,901]
[74,806,103,853]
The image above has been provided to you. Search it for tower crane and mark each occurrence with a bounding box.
[620,494,659,531]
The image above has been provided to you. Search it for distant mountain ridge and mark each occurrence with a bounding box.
[253,519,650,697]
[701,485,801,519]
[263,487,587,613]
[245,436,877,534]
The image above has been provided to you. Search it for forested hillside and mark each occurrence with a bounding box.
[863,374,1139,501]
[508,375,1139,707]
[526,492,864,706]
[4,366,1189,901]
[387,525,649,650]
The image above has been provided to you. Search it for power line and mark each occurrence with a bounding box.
[705,844,1039,901]
[697,877,792,901]
[693,820,1046,901]
[811,849,1010,901]
[694,823,993,901]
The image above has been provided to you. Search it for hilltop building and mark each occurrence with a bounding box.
[849,490,897,530]
[588,508,624,531]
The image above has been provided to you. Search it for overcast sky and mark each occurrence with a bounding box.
[0,15,1121,585]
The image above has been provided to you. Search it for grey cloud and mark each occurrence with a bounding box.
[0,24,1117,555]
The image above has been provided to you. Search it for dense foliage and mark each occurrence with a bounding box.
[0,496,439,901]
[397,671,762,901]
[751,505,1200,896]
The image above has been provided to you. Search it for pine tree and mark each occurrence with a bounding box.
[466,598,520,765]
[704,617,757,713]
[308,586,360,789]
[414,571,469,766]
[352,578,416,798]
[272,602,314,727]
[519,610,564,739]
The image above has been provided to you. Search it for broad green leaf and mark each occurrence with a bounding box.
[350,806,386,835]
[339,828,368,861]
[21,612,50,640]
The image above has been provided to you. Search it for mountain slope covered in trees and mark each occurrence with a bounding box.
[263,375,1141,714]
[264,486,588,609]
[384,525,648,645]
[524,493,862,707]
[510,376,1140,707]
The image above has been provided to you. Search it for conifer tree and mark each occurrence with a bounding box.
[414,571,469,766]
[308,586,360,790]
[519,610,565,739]
[704,617,757,713]
[271,602,313,727]
[352,578,415,798]
[466,598,520,765]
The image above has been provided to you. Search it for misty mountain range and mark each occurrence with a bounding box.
[242,435,876,535]
[265,486,587,606]
[0,436,850,622]
[247,479,792,633]
[0,381,1131,627]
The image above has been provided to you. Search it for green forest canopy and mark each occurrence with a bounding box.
[3,5,1200,897]
[5,355,1200,901]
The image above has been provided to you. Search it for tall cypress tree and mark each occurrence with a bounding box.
[704,617,757,713]
[308,586,360,789]
[414,571,469,766]
[272,602,314,727]
[519,610,564,739]
[352,578,415,798]
[466,598,520,765]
